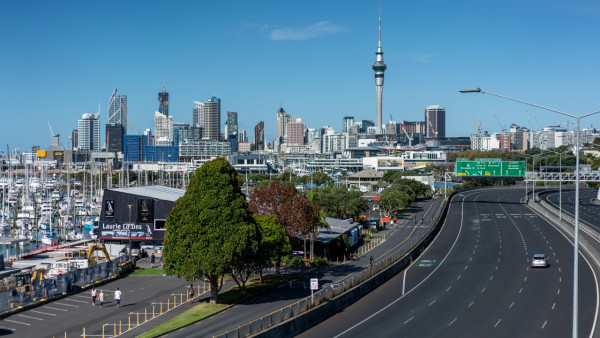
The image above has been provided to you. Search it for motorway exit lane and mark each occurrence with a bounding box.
[300,188,597,338]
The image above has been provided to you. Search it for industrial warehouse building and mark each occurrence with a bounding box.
[99,186,185,245]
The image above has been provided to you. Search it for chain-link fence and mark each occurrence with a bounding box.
[0,255,127,313]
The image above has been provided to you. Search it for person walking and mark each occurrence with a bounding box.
[91,287,97,306]
[187,284,195,303]
[99,290,105,308]
[150,253,156,268]
[115,288,122,308]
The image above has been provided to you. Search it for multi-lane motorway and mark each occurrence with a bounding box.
[301,188,599,337]
[543,188,600,228]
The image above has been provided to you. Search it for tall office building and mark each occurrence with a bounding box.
[159,88,169,116]
[342,116,355,133]
[71,130,78,150]
[287,118,305,145]
[106,124,125,153]
[254,121,264,151]
[371,14,387,135]
[108,89,128,133]
[225,111,238,139]
[204,96,221,141]
[154,111,174,145]
[424,105,446,138]
[238,129,247,143]
[78,113,101,151]
[193,101,204,128]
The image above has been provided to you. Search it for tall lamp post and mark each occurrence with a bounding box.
[460,88,600,338]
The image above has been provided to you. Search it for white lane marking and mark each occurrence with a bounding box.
[559,267,562,272]
[446,286,452,292]
[464,265,468,270]
[402,270,406,296]
[481,287,486,294]
[74,295,90,299]
[0,325,16,331]
[404,316,414,324]
[552,303,556,310]
[17,314,42,321]
[428,299,436,307]
[557,289,561,295]
[4,319,30,326]
[469,257,473,262]
[448,318,457,326]
[559,277,562,283]
[43,306,68,312]
[55,302,79,307]
[490,275,494,281]
[509,301,515,309]
[494,319,502,327]
[30,310,56,316]
[519,287,523,294]
[63,299,89,304]
[457,275,461,280]
[468,300,474,308]
[524,276,527,282]
[542,320,548,329]
[332,191,474,338]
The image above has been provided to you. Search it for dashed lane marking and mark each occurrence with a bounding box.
[63,299,89,304]
[17,314,42,321]
[542,321,548,329]
[30,310,56,316]
[552,303,556,310]
[0,325,15,331]
[468,300,474,308]
[404,317,414,324]
[448,318,457,326]
[43,306,68,312]
[446,286,452,292]
[494,319,502,327]
[4,319,30,326]
[428,299,436,306]
[55,302,79,307]
[509,301,514,309]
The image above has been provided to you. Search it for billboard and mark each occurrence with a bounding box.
[99,222,153,240]
[377,158,403,168]
[138,199,154,223]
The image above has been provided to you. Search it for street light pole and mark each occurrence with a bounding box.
[460,88,600,338]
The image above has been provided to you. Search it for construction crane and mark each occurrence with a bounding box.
[400,122,414,147]
[425,111,438,136]
[470,116,483,134]
[121,101,134,134]
[47,121,57,137]
[494,114,507,133]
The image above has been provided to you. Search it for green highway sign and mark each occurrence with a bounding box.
[456,159,525,177]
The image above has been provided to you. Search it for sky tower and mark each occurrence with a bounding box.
[371,12,387,135]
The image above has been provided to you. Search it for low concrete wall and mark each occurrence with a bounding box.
[254,193,455,337]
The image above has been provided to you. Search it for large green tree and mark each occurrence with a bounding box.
[253,214,290,274]
[163,157,260,304]
[311,185,367,219]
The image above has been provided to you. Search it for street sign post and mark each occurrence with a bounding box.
[310,278,318,304]
[456,159,525,177]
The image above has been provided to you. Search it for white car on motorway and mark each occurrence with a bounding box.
[531,254,548,268]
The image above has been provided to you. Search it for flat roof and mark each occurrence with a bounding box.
[315,217,360,243]
[109,186,186,202]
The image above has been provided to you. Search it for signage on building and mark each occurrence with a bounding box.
[99,222,153,240]
[138,199,154,223]
[104,200,115,218]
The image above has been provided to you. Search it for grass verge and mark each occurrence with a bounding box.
[129,268,166,276]
[138,273,297,338]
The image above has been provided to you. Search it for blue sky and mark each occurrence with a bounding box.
[2,0,600,151]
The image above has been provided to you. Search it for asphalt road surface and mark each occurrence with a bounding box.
[543,188,600,228]
[0,271,189,337]
[300,188,599,338]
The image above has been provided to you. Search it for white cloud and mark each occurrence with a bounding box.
[270,21,345,41]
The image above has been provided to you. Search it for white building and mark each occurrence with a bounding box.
[78,113,101,151]
[155,111,174,146]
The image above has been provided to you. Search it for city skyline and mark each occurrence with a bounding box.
[2,1,600,151]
